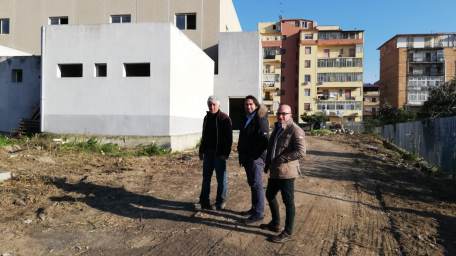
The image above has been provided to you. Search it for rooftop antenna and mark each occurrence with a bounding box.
[279,0,284,20]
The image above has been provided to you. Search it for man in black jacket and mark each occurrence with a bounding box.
[198,96,233,210]
[237,95,269,223]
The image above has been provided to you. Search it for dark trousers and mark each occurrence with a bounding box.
[243,157,265,218]
[199,154,227,207]
[266,178,295,235]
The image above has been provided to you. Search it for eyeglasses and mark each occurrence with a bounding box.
[276,112,290,116]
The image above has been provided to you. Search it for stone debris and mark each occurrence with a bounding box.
[0,170,12,182]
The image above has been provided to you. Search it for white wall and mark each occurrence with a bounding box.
[214,32,262,113]
[0,56,41,133]
[169,25,214,136]
[42,23,213,138]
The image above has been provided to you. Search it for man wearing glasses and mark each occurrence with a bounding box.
[261,104,306,243]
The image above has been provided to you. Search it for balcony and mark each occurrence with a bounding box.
[317,58,363,68]
[408,56,444,63]
[263,73,280,83]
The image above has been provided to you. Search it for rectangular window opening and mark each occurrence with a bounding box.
[111,14,131,24]
[175,13,197,30]
[58,64,83,78]
[124,63,150,77]
[0,18,10,34]
[49,16,68,25]
[11,69,23,83]
[95,63,107,77]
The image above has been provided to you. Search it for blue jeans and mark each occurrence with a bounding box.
[199,154,227,207]
[244,157,265,218]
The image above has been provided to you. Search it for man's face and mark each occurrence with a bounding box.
[244,99,256,114]
[208,101,219,114]
[276,106,291,124]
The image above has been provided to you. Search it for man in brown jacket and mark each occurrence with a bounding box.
[261,104,306,243]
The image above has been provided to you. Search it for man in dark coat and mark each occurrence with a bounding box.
[198,96,233,210]
[237,95,269,223]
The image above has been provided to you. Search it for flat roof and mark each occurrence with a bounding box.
[378,32,456,50]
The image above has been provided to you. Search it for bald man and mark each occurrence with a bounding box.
[261,104,306,243]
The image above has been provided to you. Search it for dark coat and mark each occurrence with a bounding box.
[265,119,306,179]
[237,105,269,165]
[199,110,233,158]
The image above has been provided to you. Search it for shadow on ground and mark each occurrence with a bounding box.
[49,177,266,236]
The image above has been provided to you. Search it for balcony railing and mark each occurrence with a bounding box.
[318,32,361,40]
[408,56,444,63]
[263,74,280,83]
[317,58,363,68]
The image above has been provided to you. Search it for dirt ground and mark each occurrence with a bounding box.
[1,134,455,256]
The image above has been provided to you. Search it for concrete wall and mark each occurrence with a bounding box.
[0,56,41,133]
[42,23,213,144]
[169,24,214,136]
[0,0,241,55]
[214,32,262,113]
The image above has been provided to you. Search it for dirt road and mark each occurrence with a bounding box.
[1,135,455,255]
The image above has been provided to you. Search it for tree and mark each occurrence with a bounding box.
[300,112,329,130]
[420,79,456,118]
[378,103,416,125]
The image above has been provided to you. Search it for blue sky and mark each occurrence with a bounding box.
[232,0,456,83]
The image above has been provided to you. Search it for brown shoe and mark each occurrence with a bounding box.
[271,231,292,243]
[259,222,280,233]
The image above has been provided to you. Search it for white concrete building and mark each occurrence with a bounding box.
[214,32,262,129]
[41,23,214,150]
[0,46,41,133]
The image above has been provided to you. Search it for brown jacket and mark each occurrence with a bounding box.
[265,119,306,179]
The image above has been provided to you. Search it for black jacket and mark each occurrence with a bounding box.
[199,110,233,158]
[237,105,269,164]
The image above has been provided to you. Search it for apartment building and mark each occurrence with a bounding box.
[363,83,380,118]
[378,33,456,108]
[0,0,241,68]
[299,26,364,123]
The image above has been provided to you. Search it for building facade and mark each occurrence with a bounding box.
[41,23,214,150]
[0,0,241,67]
[0,54,41,133]
[378,33,456,108]
[259,19,364,124]
[214,32,262,130]
[363,83,380,118]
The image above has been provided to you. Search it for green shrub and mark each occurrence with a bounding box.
[0,135,13,147]
[136,144,170,156]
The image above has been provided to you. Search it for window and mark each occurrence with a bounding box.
[304,103,311,111]
[349,48,356,57]
[11,69,22,83]
[303,33,313,40]
[58,64,83,78]
[305,47,311,55]
[175,13,196,30]
[111,15,131,24]
[304,89,311,96]
[304,75,311,83]
[49,16,68,25]
[372,97,377,103]
[323,49,330,58]
[0,18,9,34]
[95,63,107,77]
[304,60,311,68]
[339,48,344,56]
[124,63,150,77]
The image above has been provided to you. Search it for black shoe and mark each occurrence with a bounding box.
[271,231,292,243]
[259,222,281,233]
[201,204,215,210]
[243,216,264,225]
[215,202,226,211]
